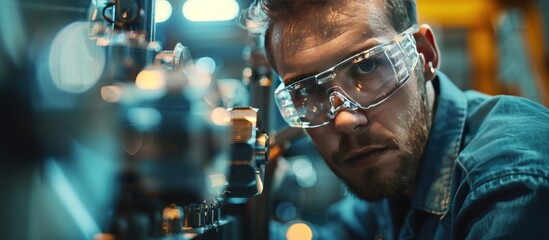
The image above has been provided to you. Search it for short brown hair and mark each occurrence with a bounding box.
[241,0,417,69]
[242,0,417,36]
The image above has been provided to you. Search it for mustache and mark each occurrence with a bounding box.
[332,131,398,165]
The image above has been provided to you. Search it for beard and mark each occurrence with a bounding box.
[332,74,432,201]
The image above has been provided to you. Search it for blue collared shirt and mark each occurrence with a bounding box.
[322,72,549,239]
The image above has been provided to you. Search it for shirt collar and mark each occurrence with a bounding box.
[411,72,467,215]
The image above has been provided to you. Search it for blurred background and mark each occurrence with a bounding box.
[0,0,547,239]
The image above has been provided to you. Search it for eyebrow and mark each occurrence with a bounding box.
[284,73,314,86]
[282,38,384,86]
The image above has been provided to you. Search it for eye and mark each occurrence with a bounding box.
[348,58,384,91]
[352,59,377,75]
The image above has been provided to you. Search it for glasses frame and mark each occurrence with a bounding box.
[275,25,420,128]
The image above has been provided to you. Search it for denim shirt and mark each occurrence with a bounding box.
[323,72,549,239]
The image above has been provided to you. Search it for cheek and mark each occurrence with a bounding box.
[369,79,418,126]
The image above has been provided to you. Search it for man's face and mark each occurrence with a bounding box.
[268,1,432,200]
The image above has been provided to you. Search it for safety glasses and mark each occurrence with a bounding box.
[274,25,420,128]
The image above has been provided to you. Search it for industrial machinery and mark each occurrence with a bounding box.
[3,0,547,239]
[92,0,271,239]
[0,0,269,239]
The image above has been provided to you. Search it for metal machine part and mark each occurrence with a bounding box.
[105,44,230,239]
[86,1,233,239]
[96,0,155,39]
[226,107,270,199]
[183,198,222,229]
[162,203,184,236]
[89,0,160,89]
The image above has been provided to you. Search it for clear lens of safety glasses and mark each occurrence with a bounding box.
[274,26,419,128]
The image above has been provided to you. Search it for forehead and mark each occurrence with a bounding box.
[267,0,393,84]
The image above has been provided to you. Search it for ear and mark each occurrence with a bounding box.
[413,24,440,81]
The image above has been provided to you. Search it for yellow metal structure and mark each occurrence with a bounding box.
[416,0,548,105]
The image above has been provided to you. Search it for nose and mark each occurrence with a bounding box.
[333,108,369,133]
[329,91,369,133]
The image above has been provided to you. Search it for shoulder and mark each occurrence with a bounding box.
[464,91,549,127]
[450,95,549,238]
[457,92,549,188]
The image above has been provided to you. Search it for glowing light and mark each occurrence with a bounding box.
[286,222,314,240]
[182,0,239,22]
[242,67,252,78]
[209,174,228,188]
[211,107,230,125]
[162,205,183,220]
[196,57,216,74]
[127,107,162,128]
[49,22,106,93]
[136,69,166,90]
[155,0,172,23]
[259,76,271,86]
[100,85,122,103]
[292,157,317,188]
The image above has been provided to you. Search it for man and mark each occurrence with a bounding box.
[244,0,549,239]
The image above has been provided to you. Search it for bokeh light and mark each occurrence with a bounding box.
[211,107,230,126]
[196,57,217,74]
[127,107,162,129]
[136,69,166,90]
[155,0,172,23]
[286,222,314,240]
[49,22,106,93]
[292,157,317,188]
[100,85,123,103]
[182,0,239,22]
